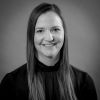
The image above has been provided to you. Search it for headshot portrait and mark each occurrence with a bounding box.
[0,0,99,100]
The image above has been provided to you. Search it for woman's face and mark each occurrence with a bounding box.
[34,11,64,59]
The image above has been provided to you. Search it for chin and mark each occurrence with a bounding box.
[44,52,58,59]
[46,55,54,59]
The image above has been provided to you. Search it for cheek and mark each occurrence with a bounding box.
[34,35,42,45]
[57,33,64,49]
[61,33,64,44]
[60,35,64,42]
[56,32,64,43]
[34,36,40,52]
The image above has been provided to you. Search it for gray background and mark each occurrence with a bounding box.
[0,0,100,99]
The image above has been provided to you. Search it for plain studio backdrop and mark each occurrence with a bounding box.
[0,0,100,99]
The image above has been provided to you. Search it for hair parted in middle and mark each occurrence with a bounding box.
[27,2,77,100]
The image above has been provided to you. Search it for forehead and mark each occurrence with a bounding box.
[35,11,63,28]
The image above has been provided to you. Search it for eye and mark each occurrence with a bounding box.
[51,28,60,33]
[36,29,44,33]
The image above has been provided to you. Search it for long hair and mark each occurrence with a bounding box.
[27,2,77,100]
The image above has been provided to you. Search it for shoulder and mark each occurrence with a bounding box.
[70,65,91,82]
[0,63,28,99]
[9,63,27,76]
[70,65,97,100]
[0,63,27,87]
[70,64,88,75]
[70,64,95,88]
[8,63,26,79]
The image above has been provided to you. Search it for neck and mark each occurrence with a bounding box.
[37,54,60,66]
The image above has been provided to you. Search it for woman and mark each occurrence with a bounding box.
[0,2,97,100]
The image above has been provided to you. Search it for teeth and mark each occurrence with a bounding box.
[44,44,53,46]
[42,43,56,47]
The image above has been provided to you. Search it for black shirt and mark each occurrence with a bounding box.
[0,60,97,100]
[36,59,60,100]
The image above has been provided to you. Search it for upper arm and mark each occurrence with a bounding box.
[0,73,15,100]
[78,73,97,100]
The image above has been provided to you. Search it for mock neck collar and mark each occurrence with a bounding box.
[35,57,60,72]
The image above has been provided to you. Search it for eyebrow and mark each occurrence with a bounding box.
[35,27,45,30]
[35,26,62,30]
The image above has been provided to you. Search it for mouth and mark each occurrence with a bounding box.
[42,43,57,47]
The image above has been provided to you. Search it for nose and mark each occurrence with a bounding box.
[44,30,53,41]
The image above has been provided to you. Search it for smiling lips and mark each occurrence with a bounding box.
[42,42,57,47]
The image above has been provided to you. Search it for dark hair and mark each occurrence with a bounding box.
[27,2,77,100]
